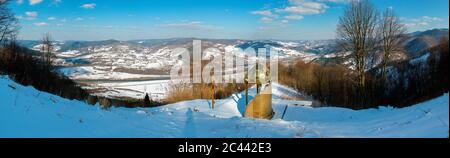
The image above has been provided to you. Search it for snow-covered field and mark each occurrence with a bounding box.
[58,66,169,81]
[1,76,448,138]
[90,80,171,100]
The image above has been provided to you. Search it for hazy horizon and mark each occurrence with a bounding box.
[15,27,449,42]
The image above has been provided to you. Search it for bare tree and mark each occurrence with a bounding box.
[40,32,55,68]
[337,0,378,94]
[0,0,18,45]
[379,8,407,79]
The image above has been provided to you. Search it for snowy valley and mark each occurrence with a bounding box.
[19,38,334,100]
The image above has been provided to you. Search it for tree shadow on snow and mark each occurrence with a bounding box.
[183,108,197,138]
[232,94,254,117]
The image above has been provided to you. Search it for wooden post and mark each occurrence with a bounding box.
[211,76,215,110]
[281,105,288,120]
[245,79,248,106]
[256,61,261,94]
[244,73,249,106]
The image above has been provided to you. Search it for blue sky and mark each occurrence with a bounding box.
[10,0,450,41]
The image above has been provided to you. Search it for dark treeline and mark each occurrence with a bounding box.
[388,37,449,107]
[0,41,90,101]
[279,37,449,109]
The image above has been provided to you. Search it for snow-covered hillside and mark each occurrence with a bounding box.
[1,76,448,138]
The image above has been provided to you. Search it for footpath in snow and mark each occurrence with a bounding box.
[0,76,448,138]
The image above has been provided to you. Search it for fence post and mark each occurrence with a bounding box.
[281,105,288,120]
[211,76,215,110]
[245,75,249,106]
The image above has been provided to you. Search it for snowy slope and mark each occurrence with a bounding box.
[0,76,448,138]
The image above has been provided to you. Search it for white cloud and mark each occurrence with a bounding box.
[159,21,216,30]
[422,16,443,22]
[24,11,38,20]
[75,17,83,21]
[418,22,429,26]
[25,11,38,17]
[276,0,349,15]
[405,22,428,28]
[277,0,329,15]
[250,10,276,17]
[317,0,349,3]
[260,17,273,23]
[34,22,48,26]
[284,15,304,20]
[29,0,43,5]
[251,0,346,26]
[290,0,326,8]
[16,0,23,5]
[48,17,56,20]
[404,16,445,29]
[81,3,96,9]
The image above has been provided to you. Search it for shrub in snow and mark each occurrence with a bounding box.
[99,98,112,109]
[86,95,98,105]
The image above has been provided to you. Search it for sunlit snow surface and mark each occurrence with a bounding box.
[0,76,448,138]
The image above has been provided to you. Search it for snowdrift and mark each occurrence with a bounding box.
[0,76,448,138]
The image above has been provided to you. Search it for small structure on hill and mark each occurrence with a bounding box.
[244,62,274,119]
[245,83,273,119]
